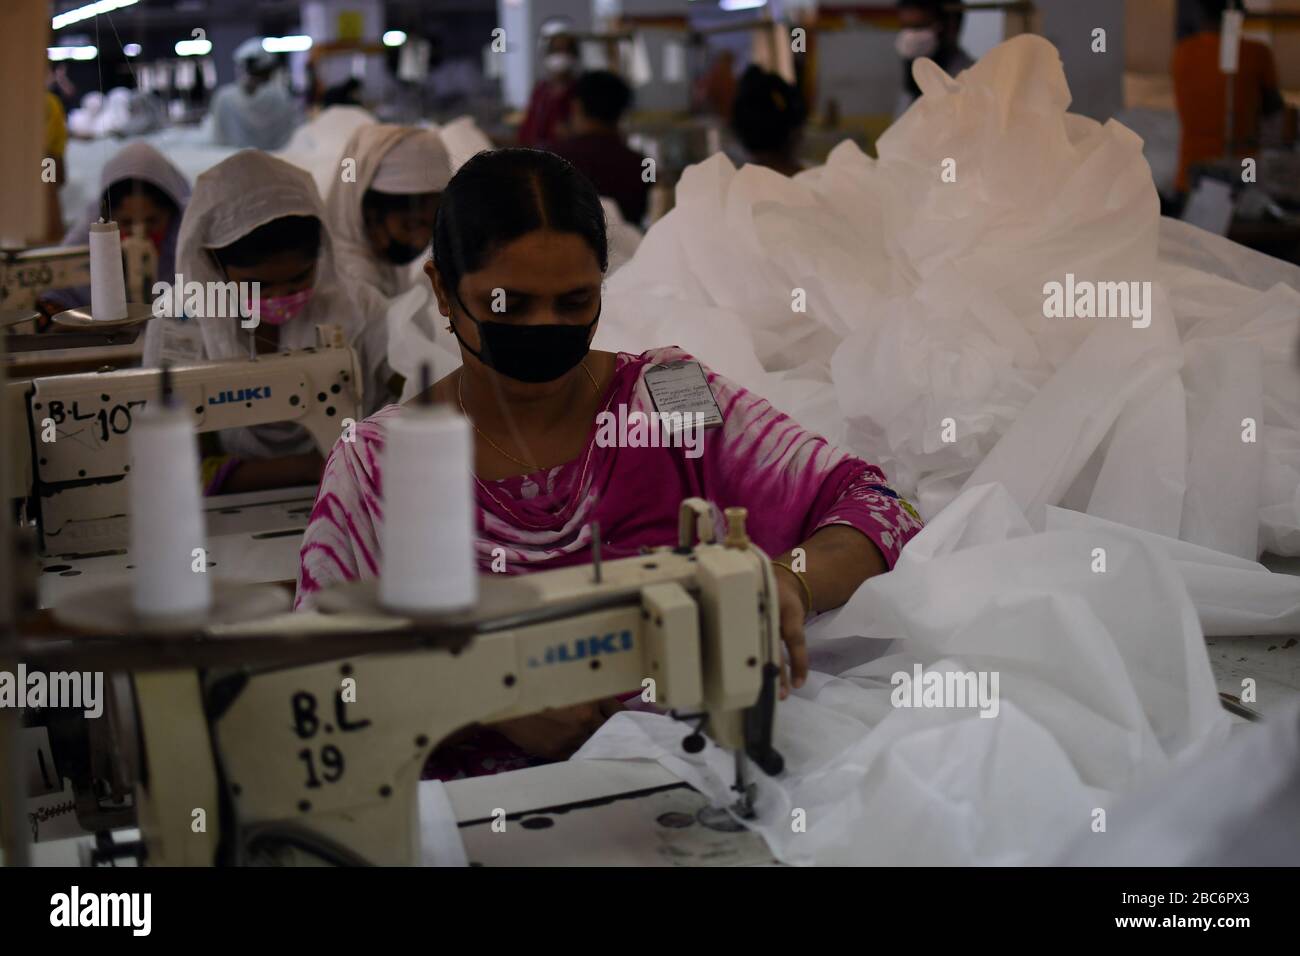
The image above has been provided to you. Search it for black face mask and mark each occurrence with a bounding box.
[450,288,600,384]
[385,238,427,265]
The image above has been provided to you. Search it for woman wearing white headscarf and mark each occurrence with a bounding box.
[38,142,190,318]
[210,38,300,150]
[325,125,451,300]
[143,150,389,493]
[324,124,454,397]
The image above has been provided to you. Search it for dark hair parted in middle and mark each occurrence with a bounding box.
[432,147,608,295]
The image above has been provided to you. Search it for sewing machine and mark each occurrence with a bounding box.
[11,500,785,867]
[0,246,91,323]
[1,234,156,327]
[2,236,160,379]
[8,327,361,555]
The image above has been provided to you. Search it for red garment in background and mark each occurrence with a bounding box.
[518,78,575,148]
[551,131,650,225]
[1172,32,1279,193]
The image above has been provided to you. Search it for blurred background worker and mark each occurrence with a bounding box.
[43,86,68,243]
[210,37,300,150]
[518,23,579,147]
[38,142,190,323]
[895,0,975,117]
[731,65,808,178]
[550,70,649,226]
[1172,0,1284,195]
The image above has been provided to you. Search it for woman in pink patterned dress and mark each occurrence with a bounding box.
[296,148,923,779]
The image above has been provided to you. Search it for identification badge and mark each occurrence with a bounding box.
[159,317,205,364]
[644,360,724,429]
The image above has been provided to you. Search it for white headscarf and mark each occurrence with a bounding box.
[324,124,451,300]
[47,143,190,311]
[169,150,387,458]
[62,141,191,246]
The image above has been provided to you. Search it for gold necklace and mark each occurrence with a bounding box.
[458,362,600,473]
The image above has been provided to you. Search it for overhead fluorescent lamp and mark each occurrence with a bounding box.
[383,31,407,47]
[262,35,313,53]
[175,38,213,56]
[48,45,99,61]
[123,42,141,57]
[53,0,141,31]
[719,0,767,9]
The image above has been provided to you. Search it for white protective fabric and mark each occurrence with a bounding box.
[575,34,1300,867]
[594,35,1300,564]
[577,482,1236,865]
[602,197,643,275]
[66,87,164,138]
[145,149,387,459]
[1055,700,1300,866]
[369,129,453,195]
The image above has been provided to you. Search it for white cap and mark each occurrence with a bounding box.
[539,18,573,39]
[369,130,453,194]
[234,37,276,74]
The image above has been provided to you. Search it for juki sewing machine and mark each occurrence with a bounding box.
[9,500,785,867]
[7,327,362,554]
[1,233,157,331]
[2,231,161,380]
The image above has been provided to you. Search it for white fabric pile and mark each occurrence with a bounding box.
[594,35,1300,562]
[578,35,1300,865]
[578,483,1297,864]
[66,88,163,138]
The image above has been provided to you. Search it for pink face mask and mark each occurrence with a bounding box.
[253,287,314,326]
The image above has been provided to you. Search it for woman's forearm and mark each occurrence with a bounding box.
[775,524,886,614]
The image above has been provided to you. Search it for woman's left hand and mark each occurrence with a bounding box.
[772,565,810,699]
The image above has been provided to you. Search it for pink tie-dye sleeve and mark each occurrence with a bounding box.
[294,406,399,609]
[696,365,923,570]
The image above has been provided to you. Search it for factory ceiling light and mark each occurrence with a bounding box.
[52,0,141,31]
[175,38,213,56]
[383,31,408,47]
[262,35,314,53]
[48,45,100,61]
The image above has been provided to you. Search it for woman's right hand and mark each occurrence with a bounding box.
[491,697,625,760]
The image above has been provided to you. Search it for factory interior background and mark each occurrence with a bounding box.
[0,0,1298,889]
